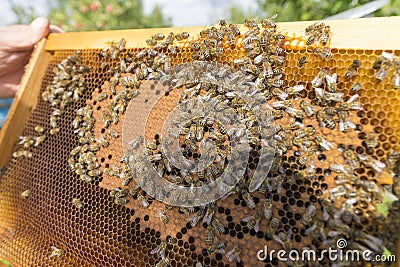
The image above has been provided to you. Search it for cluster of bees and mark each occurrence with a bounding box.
[9,14,400,266]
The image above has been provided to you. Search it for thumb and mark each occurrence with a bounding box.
[0,17,50,52]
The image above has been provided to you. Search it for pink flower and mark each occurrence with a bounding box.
[105,4,113,13]
[81,5,89,13]
[90,3,98,11]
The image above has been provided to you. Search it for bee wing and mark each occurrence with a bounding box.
[241,216,253,222]
[236,255,241,263]
[254,221,260,232]
[273,234,283,245]
[293,84,305,92]
[314,88,324,100]
[150,246,160,255]
[325,73,337,86]
[347,94,359,103]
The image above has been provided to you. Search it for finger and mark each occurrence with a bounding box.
[0,17,50,52]
[49,25,64,33]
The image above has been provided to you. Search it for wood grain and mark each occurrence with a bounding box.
[0,39,51,166]
[45,16,400,50]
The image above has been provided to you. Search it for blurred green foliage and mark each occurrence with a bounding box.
[0,259,12,267]
[226,0,400,23]
[11,0,171,31]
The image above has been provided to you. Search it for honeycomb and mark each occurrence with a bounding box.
[0,18,400,267]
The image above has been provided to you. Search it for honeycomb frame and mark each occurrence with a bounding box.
[0,17,400,267]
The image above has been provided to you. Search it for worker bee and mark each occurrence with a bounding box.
[50,127,60,135]
[72,198,83,209]
[314,135,333,151]
[306,35,317,46]
[242,191,255,209]
[34,125,44,133]
[344,60,360,79]
[151,241,168,259]
[285,107,304,119]
[273,230,292,251]
[157,209,169,224]
[225,245,242,263]
[208,242,226,254]
[272,100,291,109]
[97,135,109,148]
[302,204,317,226]
[21,189,31,198]
[299,100,314,117]
[311,68,328,87]
[107,129,119,138]
[176,32,190,41]
[316,109,336,129]
[343,150,360,170]
[264,199,273,221]
[364,133,378,149]
[137,195,149,209]
[298,56,307,68]
[211,217,226,234]
[305,21,325,34]
[313,47,332,59]
[229,24,241,36]
[338,110,356,132]
[50,246,64,258]
[242,211,262,232]
[286,84,304,95]
[205,225,216,245]
[261,13,277,29]
[266,217,280,238]
[320,26,332,46]
[351,82,362,93]
[357,154,386,173]
[155,256,170,267]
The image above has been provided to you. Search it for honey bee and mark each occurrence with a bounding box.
[49,127,60,135]
[211,217,226,234]
[72,198,83,209]
[316,109,336,129]
[97,135,109,148]
[286,84,304,95]
[205,225,216,245]
[364,133,378,149]
[314,135,333,151]
[157,209,169,224]
[393,72,400,89]
[351,82,362,93]
[151,241,168,259]
[175,32,189,41]
[242,191,255,209]
[155,256,170,267]
[242,211,262,232]
[189,208,206,227]
[225,245,242,263]
[138,195,149,208]
[357,154,386,173]
[297,56,307,68]
[311,68,328,88]
[302,204,317,226]
[266,217,280,238]
[50,245,65,258]
[273,230,292,251]
[229,24,241,36]
[272,100,291,109]
[344,60,360,79]
[299,100,314,117]
[313,47,332,59]
[305,21,325,34]
[21,189,31,198]
[320,26,332,46]
[338,110,356,132]
[285,107,304,119]
[208,242,226,254]
[343,150,360,170]
[264,199,273,221]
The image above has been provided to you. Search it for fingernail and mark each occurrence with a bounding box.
[30,17,49,30]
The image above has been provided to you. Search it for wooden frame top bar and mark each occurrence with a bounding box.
[45,16,400,51]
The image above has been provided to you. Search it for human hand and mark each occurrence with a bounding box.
[0,17,63,98]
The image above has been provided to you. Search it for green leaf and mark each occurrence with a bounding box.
[0,259,12,267]
[376,190,399,217]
